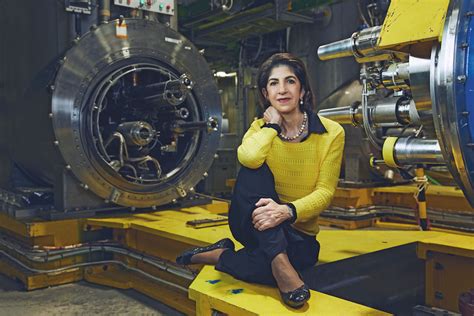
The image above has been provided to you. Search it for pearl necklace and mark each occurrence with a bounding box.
[279,112,308,141]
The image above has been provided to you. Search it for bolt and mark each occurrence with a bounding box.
[462,111,470,116]
[460,42,469,49]
[435,291,444,300]
[53,140,59,146]
[49,113,53,118]
[214,154,219,159]
[466,11,474,17]
[457,75,467,83]
[203,172,208,178]
[130,207,136,211]
[172,199,177,203]
[151,205,157,210]
[65,165,72,170]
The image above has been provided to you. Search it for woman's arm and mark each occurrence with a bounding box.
[292,128,345,222]
[237,120,279,169]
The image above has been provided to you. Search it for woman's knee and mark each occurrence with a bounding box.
[252,225,288,260]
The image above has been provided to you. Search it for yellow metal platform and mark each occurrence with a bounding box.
[189,266,390,316]
[1,204,473,315]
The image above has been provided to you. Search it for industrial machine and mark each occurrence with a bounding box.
[0,1,473,315]
[317,0,474,232]
[0,0,221,218]
[319,0,472,195]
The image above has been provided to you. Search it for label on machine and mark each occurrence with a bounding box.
[114,0,175,16]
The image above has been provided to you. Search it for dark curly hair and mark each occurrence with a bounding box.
[256,53,314,112]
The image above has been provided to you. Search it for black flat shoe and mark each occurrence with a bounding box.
[280,284,310,309]
[176,238,235,265]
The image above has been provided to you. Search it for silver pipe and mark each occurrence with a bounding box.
[394,138,444,165]
[318,26,381,61]
[371,98,400,127]
[0,236,194,280]
[318,105,362,125]
[0,250,189,293]
[368,97,420,127]
[317,38,354,60]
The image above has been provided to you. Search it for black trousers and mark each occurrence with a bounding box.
[216,163,320,286]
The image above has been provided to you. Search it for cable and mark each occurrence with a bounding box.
[0,236,194,280]
[0,250,189,293]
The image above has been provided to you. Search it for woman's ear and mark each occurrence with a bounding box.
[262,88,268,99]
[300,88,305,100]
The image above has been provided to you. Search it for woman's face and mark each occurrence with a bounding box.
[263,65,304,115]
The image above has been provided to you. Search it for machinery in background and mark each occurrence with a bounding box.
[317,0,474,231]
[0,0,221,219]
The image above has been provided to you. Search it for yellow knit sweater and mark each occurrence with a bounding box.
[237,116,345,236]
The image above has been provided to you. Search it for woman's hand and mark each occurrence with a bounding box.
[263,106,282,125]
[252,198,292,231]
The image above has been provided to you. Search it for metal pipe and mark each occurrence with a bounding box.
[317,38,354,60]
[99,0,111,24]
[394,138,444,165]
[317,26,381,61]
[318,105,362,125]
[372,97,420,127]
[117,121,155,146]
[383,137,444,167]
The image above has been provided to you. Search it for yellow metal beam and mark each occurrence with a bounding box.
[378,0,449,49]
[0,213,85,247]
[417,234,474,313]
[85,264,195,316]
[189,266,390,315]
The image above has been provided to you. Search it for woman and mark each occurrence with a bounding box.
[176,53,345,309]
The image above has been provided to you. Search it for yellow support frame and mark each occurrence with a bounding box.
[378,0,450,49]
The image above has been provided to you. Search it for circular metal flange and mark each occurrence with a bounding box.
[431,0,474,204]
[51,19,221,207]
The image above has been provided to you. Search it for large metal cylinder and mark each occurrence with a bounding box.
[383,137,444,167]
[317,26,381,61]
[0,1,221,213]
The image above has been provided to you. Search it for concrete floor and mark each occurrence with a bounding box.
[0,274,184,316]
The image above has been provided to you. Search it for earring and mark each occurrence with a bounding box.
[299,99,304,105]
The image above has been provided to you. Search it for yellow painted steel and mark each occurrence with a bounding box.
[84,264,195,315]
[189,265,390,316]
[318,230,443,263]
[382,137,399,167]
[0,213,85,246]
[417,234,474,312]
[1,203,472,315]
[377,0,449,49]
[0,258,83,290]
[417,234,474,260]
[89,207,237,247]
[372,184,474,213]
